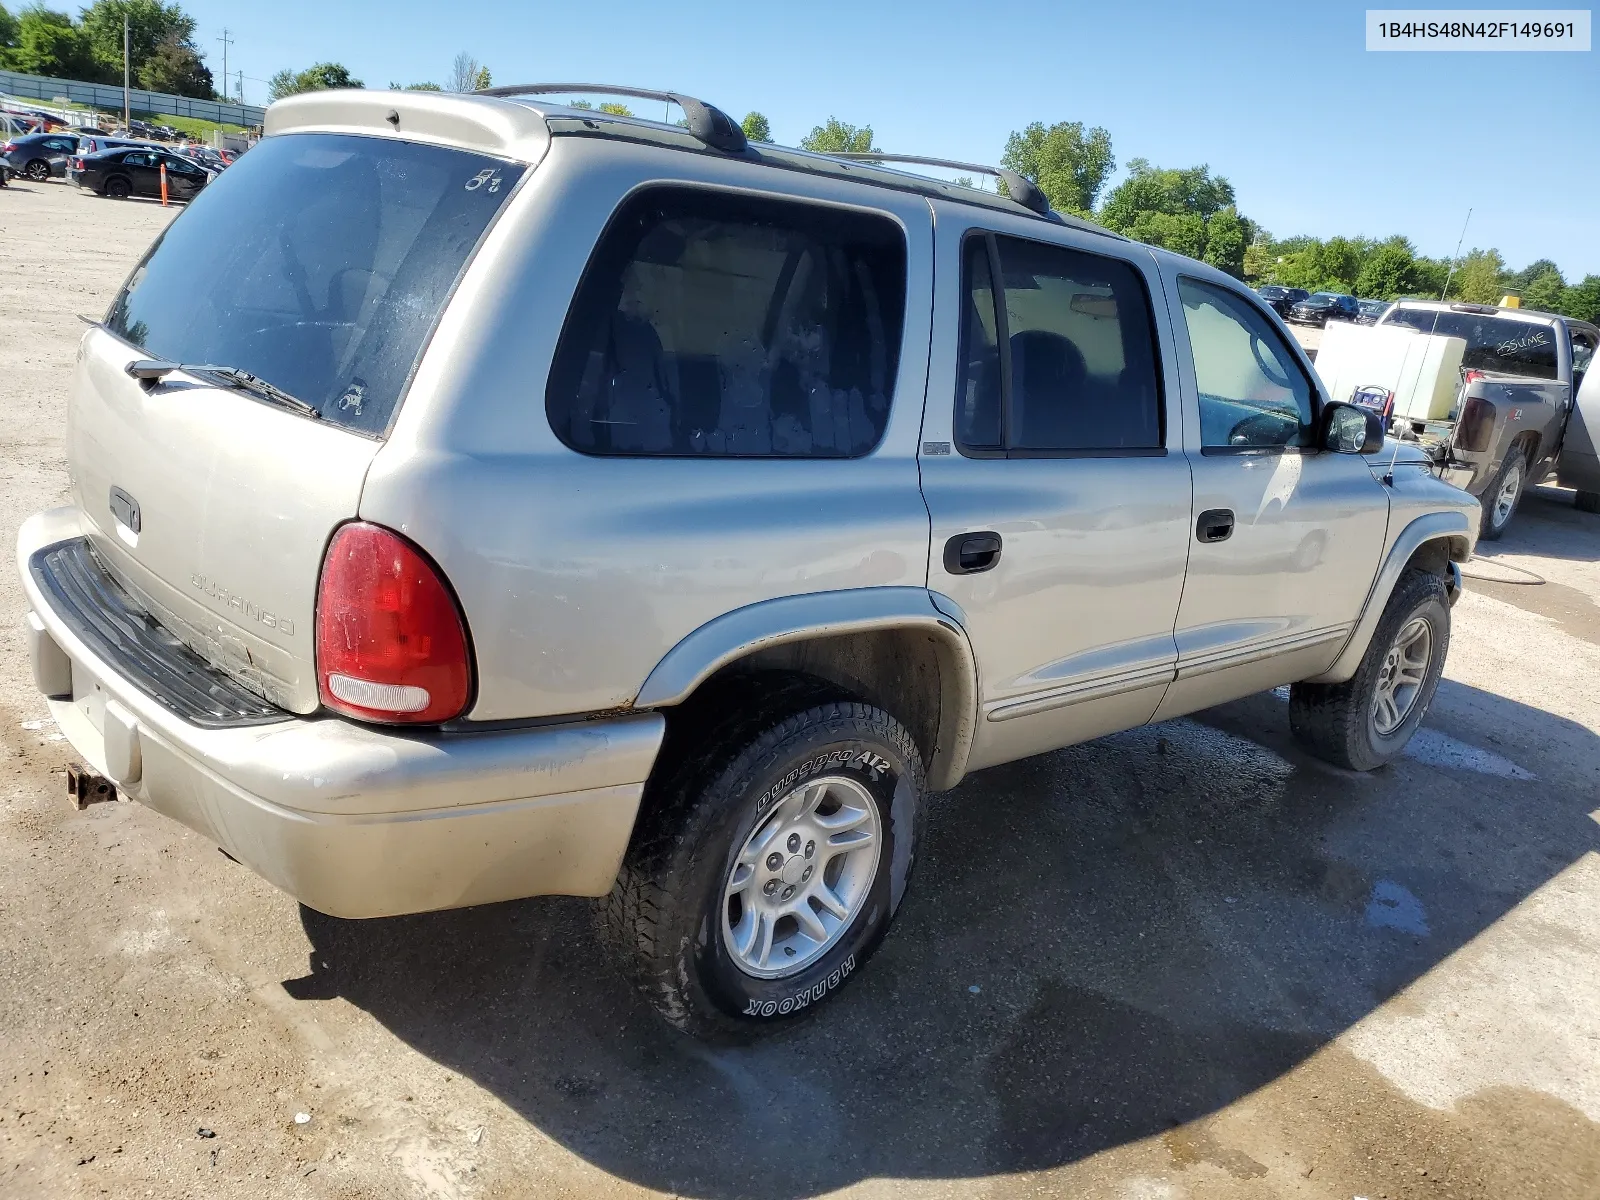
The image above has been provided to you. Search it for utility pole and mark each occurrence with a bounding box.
[217,29,233,101]
[237,69,244,104]
[122,13,130,130]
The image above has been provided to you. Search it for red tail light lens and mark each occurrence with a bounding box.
[1,143,14,153]
[315,522,473,724]
[1462,369,1485,385]
[1455,396,1496,453]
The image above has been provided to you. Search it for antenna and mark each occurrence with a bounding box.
[1438,207,1472,301]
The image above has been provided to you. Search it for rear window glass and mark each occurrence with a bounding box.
[957,232,1164,454]
[547,187,906,457]
[1383,308,1560,379]
[105,133,523,436]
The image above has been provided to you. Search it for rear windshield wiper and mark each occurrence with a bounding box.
[126,359,321,420]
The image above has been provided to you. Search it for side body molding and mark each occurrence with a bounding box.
[1303,510,1473,685]
[633,587,980,791]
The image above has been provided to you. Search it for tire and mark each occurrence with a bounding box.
[1289,569,1450,772]
[24,159,50,182]
[1478,449,1526,540]
[1576,491,1600,515]
[600,680,924,1039]
[104,176,130,199]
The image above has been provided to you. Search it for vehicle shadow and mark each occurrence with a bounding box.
[290,679,1598,1197]
[1493,485,1600,560]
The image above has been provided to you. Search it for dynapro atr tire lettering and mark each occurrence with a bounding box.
[755,748,894,813]
[744,954,856,1016]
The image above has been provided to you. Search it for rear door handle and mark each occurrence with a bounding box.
[944,531,1002,575]
[1196,509,1234,543]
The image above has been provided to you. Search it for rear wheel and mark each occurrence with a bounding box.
[600,684,924,1039]
[1289,570,1450,771]
[24,159,49,182]
[1478,450,1525,540]
[1577,491,1600,515]
[104,176,130,199]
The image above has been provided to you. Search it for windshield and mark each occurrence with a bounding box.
[105,132,524,436]
[1259,287,1286,297]
[1382,308,1561,380]
[1307,293,1340,303]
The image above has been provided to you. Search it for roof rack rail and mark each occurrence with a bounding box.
[831,153,1055,219]
[476,83,747,154]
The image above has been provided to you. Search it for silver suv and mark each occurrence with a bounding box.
[18,84,1479,1037]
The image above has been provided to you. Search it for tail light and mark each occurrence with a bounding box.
[1455,395,1497,453]
[1462,369,1485,385]
[0,142,14,153]
[315,522,473,724]
[71,157,83,170]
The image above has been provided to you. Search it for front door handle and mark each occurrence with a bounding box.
[1196,509,1234,543]
[944,531,1003,575]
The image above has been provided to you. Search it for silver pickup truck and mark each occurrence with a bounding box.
[1377,300,1600,537]
[18,85,1479,1037]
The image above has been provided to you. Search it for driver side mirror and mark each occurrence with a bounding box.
[1320,401,1385,455]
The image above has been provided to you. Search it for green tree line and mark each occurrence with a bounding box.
[0,0,212,98]
[752,110,1598,324]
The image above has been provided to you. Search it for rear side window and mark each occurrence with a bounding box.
[956,232,1164,455]
[106,133,524,436]
[547,187,906,457]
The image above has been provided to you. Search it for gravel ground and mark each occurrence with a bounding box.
[2,180,1598,1200]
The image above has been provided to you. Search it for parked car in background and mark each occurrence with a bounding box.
[74,134,165,159]
[73,147,211,201]
[1356,299,1392,326]
[1288,292,1360,326]
[174,145,229,172]
[1256,285,1309,317]
[1,132,81,181]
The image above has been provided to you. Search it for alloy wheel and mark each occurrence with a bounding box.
[1372,615,1433,736]
[721,774,881,979]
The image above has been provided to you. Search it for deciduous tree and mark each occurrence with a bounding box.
[1559,276,1600,324]
[1,8,97,79]
[800,117,876,154]
[1449,248,1506,303]
[740,111,771,142]
[268,62,362,101]
[1000,119,1113,216]
[136,32,210,97]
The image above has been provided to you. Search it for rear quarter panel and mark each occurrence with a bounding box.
[359,139,937,721]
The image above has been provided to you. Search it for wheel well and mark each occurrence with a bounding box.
[1402,535,1465,578]
[662,627,974,791]
[1511,430,1540,466]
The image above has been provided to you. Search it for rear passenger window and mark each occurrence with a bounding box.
[547,187,906,457]
[955,232,1164,456]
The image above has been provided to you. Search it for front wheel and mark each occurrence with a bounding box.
[103,176,130,199]
[1289,569,1450,771]
[24,159,50,182]
[600,691,924,1039]
[1479,451,1525,540]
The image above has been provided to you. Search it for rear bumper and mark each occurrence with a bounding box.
[18,507,665,918]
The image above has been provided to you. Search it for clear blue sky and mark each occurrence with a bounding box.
[183,0,1599,277]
